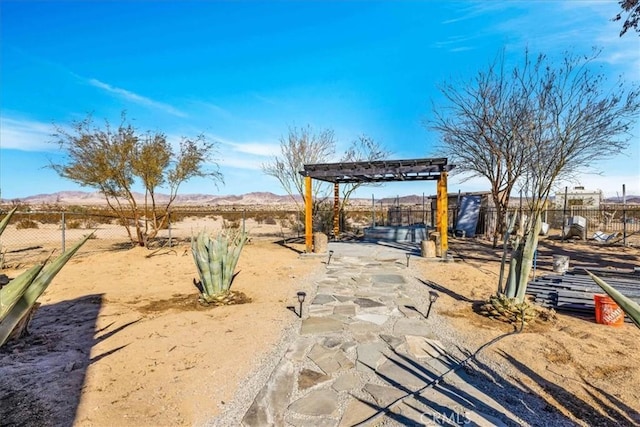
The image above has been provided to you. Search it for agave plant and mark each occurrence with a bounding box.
[0,208,92,347]
[191,229,248,305]
[586,269,640,329]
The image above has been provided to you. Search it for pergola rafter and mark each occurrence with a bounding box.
[302,157,452,183]
[299,157,454,254]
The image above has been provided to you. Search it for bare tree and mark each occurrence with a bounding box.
[614,0,640,36]
[261,125,336,211]
[51,112,222,246]
[431,49,639,305]
[430,51,532,247]
[339,135,391,223]
[503,50,639,302]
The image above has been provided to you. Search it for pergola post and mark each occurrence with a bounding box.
[436,171,448,254]
[333,183,340,238]
[305,175,313,253]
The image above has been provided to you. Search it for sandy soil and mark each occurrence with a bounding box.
[1,221,639,426]
[1,220,322,427]
[422,236,640,426]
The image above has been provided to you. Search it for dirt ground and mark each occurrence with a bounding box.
[1,220,639,426]
[425,235,640,427]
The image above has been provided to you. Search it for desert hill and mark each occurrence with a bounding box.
[1,191,440,207]
[3,191,638,208]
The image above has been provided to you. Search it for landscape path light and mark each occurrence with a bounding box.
[426,290,439,319]
[327,250,334,265]
[406,253,411,267]
[296,291,306,318]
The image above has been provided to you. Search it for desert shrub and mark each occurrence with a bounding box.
[280,216,303,233]
[220,211,243,222]
[252,212,266,224]
[223,219,241,231]
[265,217,277,225]
[66,220,82,229]
[16,219,39,230]
[84,218,99,229]
[34,211,61,225]
[170,211,190,222]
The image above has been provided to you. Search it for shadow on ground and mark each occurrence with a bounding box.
[0,294,136,427]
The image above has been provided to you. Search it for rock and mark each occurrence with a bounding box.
[300,317,343,335]
[288,389,339,416]
[298,368,331,390]
[313,232,328,253]
[338,397,382,427]
[332,372,361,392]
[405,336,446,359]
[242,359,295,426]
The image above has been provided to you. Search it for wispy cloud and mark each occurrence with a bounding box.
[441,2,512,25]
[88,78,188,118]
[0,116,55,151]
[226,141,280,157]
[165,134,256,171]
[431,34,479,52]
[190,134,281,171]
[483,1,639,78]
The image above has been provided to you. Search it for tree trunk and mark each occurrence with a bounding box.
[497,212,517,295]
[492,207,504,248]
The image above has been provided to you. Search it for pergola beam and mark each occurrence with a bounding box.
[300,157,454,254]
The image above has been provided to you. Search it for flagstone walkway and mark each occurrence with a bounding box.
[240,242,524,427]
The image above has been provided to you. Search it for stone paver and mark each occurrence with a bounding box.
[240,242,526,426]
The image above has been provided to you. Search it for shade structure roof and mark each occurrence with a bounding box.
[300,157,454,184]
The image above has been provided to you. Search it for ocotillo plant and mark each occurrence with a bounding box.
[191,229,248,304]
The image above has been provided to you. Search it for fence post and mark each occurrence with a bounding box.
[61,212,66,252]
[167,209,172,248]
[561,186,568,243]
[623,184,627,246]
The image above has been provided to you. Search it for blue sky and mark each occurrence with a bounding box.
[1,1,639,200]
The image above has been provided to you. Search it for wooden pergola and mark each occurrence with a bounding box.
[299,157,455,254]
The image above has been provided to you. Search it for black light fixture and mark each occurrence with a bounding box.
[406,253,411,267]
[426,290,439,319]
[296,291,306,318]
[327,250,334,265]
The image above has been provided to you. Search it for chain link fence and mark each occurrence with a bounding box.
[0,208,305,268]
[2,204,638,267]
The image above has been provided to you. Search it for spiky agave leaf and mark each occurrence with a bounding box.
[0,207,18,236]
[222,229,247,292]
[0,233,93,347]
[209,233,224,295]
[0,263,45,319]
[586,269,640,329]
[191,232,212,294]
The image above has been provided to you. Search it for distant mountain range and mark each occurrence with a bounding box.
[2,191,301,206]
[2,191,638,207]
